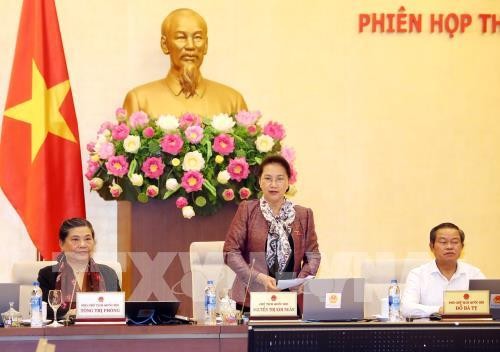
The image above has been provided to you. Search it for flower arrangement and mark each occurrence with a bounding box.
[86,109,297,218]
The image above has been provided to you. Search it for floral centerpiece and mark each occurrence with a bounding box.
[85,109,297,218]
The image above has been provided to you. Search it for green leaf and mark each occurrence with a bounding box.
[162,189,178,200]
[128,159,138,179]
[203,180,217,197]
[148,140,161,154]
[205,139,212,162]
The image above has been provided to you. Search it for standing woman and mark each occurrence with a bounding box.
[224,155,321,307]
[37,218,120,319]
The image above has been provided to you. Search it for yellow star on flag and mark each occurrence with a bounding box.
[3,60,76,162]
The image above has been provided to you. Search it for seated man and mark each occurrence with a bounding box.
[401,222,485,318]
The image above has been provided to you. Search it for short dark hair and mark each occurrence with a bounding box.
[59,218,95,242]
[429,222,465,244]
[257,155,291,179]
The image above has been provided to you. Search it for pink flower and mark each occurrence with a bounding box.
[247,125,257,135]
[105,155,129,177]
[176,197,188,209]
[98,121,116,134]
[85,171,94,180]
[222,188,235,201]
[129,111,149,129]
[227,157,250,182]
[239,187,252,199]
[141,157,165,179]
[212,134,235,156]
[86,142,96,153]
[280,146,296,164]
[289,164,298,184]
[89,178,103,191]
[115,107,127,122]
[181,170,204,193]
[161,134,184,155]
[179,112,201,129]
[97,142,115,160]
[185,125,204,144]
[146,185,159,198]
[86,159,100,177]
[111,123,130,141]
[263,121,286,140]
[142,127,155,138]
[109,182,123,198]
[97,141,115,160]
[235,110,261,127]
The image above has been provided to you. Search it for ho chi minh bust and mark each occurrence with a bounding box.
[123,8,247,117]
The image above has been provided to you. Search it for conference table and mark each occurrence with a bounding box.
[1,320,499,352]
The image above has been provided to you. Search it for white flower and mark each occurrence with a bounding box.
[123,135,141,153]
[129,173,144,186]
[217,170,231,185]
[211,113,235,133]
[182,150,205,171]
[89,177,103,191]
[166,178,180,191]
[255,134,274,153]
[156,114,179,132]
[182,206,195,219]
[96,132,110,145]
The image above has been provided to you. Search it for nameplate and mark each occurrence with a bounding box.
[76,292,125,319]
[443,290,490,315]
[250,292,297,318]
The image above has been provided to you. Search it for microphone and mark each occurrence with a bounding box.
[240,258,256,318]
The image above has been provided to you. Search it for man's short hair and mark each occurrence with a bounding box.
[429,222,465,244]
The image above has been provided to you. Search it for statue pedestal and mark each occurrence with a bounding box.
[117,200,237,317]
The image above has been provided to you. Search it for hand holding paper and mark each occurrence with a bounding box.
[277,275,315,290]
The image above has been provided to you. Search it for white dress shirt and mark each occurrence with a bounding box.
[401,260,485,318]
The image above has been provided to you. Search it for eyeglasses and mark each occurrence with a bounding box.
[261,176,287,186]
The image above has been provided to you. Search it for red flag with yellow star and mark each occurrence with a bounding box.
[0,0,86,259]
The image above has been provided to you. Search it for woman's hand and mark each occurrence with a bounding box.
[256,273,280,292]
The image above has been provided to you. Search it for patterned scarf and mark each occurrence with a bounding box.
[54,253,106,311]
[260,197,296,273]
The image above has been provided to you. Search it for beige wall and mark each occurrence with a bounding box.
[1,0,500,281]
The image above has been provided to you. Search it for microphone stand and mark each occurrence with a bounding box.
[239,258,256,322]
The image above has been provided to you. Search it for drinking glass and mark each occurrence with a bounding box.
[47,290,62,327]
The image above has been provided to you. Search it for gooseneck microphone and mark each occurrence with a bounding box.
[240,258,256,318]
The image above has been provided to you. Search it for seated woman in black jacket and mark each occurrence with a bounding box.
[37,218,120,320]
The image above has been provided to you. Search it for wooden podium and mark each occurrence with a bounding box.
[117,199,237,317]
